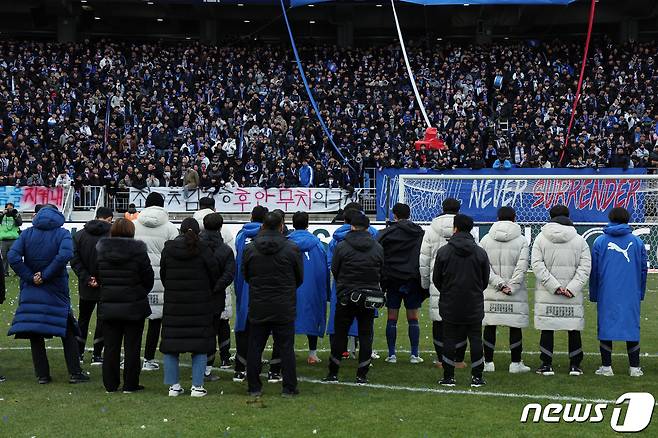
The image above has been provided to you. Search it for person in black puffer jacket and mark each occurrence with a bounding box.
[160,218,220,398]
[326,213,384,384]
[71,207,113,365]
[199,213,235,382]
[93,218,154,393]
[433,214,490,388]
[242,212,303,397]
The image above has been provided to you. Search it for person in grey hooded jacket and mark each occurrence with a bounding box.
[479,207,530,374]
[531,205,591,377]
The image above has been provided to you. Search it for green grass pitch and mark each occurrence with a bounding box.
[0,274,657,437]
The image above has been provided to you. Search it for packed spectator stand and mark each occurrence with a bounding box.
[0,37,656,209]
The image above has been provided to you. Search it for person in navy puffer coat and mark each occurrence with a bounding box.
[8,205,88,384]
[590,207,648,378]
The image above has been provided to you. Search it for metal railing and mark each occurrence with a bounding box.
[74,186,105,212]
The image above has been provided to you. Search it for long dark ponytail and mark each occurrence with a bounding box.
[180,217,201,254]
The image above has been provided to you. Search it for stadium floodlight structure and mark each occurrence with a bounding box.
[398,174,658,225]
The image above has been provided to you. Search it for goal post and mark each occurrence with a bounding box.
[398,173,658,225]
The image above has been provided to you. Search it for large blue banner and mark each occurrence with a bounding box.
[375,168,647,223]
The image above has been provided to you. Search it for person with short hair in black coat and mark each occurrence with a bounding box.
[433,214,490,388]
[159,218,220,398]
[325,213,384,384]
[199,213,236,382]
[71,206,114,365]
[242,212,303,397]
[93,218,154,393]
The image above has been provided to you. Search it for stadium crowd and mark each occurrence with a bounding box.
[0,38,657,194]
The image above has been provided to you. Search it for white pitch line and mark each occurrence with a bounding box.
[1,346,657,358]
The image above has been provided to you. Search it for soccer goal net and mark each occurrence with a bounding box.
[398,174,658,269]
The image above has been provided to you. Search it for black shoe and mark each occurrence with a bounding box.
[91,356,103,366]
[281,389,300,398]
[267,371,282,383]
[204,373,220,382]
[38,376,52,385]
[439,377,456,387]
[355,376,369,385]
[470,376,486,388]
[569,366,583,376]
[69,373,90,384]
[535,364,555,376]
[122,385,145,394]
[248,390,262,397]
[219,359,232,369]
[233,371,246,382]
[0,375,6,383]
[322,374,338,383]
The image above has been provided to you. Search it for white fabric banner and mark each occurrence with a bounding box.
[128,187,357,213]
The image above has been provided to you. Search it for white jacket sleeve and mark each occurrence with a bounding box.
[566,238,591,295]
[510,238,529,288]
[531,237,561,294]
[481,237,504,289]
[419,231,433,289]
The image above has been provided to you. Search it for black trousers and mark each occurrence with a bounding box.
[432,321,466,363]
[483,326,523,363]
[539,330,582,367]
[143,318,161,361]
[247,321,297,394]
[78,298,103,357]
[442,322,484,379]
[329,301,375,378]
[103,319,145,392]
[30,319,82,378]
[600,340,640,367]
[235,322,281,373]
[208,315,232,366]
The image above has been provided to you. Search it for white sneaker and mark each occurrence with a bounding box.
[191,386,208,397]
[371,351,380,360]
[385,355,397,363]
[595,366,614,377]
[629,367,644,377]
[142,359,159,371]
[168,385,184,397]
[509,362,531,374]
[410,355,424,364]
[483,362,495,373]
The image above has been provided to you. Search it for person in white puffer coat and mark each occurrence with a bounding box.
[419,198,466,367]
[531,205,591,377]
[133,193,179,371]
[479,207,530,374]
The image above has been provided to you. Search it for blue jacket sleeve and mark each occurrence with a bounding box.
[589,238,600,302]
[7,233,34,283]
[41,231,74,282]
[640,238,648,301]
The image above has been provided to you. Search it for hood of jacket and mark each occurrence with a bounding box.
[389,219,424,239]
[288,229,320,252]
[97,237,147,261]
[253,230,287,255]
[136,206,170,229]
[447,232,477,257]
[164,235,201,259]
[84,219,112,236]
[541,220,577,244]
[604,222,632,237]
[488,220,522,243]
[199,230,225,248]
[240,221,263,239]
[33,207,65,230]
[430,214,455,239]
[192,209,213,229]
[344,230,376,252]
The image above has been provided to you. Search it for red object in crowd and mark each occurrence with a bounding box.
[414,127,446,151]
